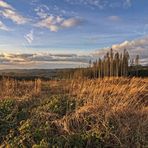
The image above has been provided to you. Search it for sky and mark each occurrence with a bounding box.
[0,0,148,69]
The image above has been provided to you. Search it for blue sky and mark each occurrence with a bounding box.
[0,0,148,68]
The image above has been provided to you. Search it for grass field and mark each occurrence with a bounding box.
[0,77,148,147]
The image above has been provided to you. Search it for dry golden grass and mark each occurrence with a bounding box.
[0,77,148,147]
[58,77,148,147]
[0,78,42,99]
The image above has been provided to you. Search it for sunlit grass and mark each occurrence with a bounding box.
[0,77,147,147]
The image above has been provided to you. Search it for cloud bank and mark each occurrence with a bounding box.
[0,53,91,69]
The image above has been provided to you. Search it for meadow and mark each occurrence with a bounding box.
[0,77,148,148]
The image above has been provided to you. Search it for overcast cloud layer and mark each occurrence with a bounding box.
[0,52,91,69]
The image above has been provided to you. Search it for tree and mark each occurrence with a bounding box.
[98,58,102,78]
[89,60,92,68]
[130,59,134,67]
[110,48,114,77]
[114,52,120,77]
[135,55,140,76]
[72,49,140,79]
[122,49,129,76]
[106,52,110,77]
[135,55,140,66]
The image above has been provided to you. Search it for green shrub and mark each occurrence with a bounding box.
[0,99,18,142]
[0,99,16,118]
[36,95,76,116]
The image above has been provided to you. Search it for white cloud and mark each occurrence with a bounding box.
[0,9,27,24]
[35,15,63,32]
[24,30,34,44]
[35,15,82,32]
[49,25,59,32]
[65,0,105,9]
[65,0,132,9]
[93,36,148,65]
[0,0,14,9]
[0,1,28,24]
[61,18,82,28]
[34,4,49,19]
[0,20,9,31]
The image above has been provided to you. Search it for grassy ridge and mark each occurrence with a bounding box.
[0,66,147,81]
[0,77,148,147]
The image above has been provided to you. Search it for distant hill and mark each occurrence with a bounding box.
[0,66,147,80]
[0,69,74,80]
[0,69,59,80]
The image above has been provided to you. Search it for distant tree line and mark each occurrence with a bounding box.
[62,49,141,79]
[89,48,140,78]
